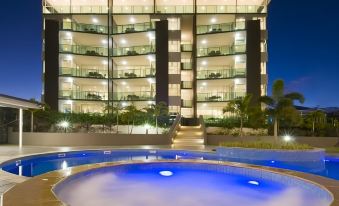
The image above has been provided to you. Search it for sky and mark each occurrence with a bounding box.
[0,0,338,107]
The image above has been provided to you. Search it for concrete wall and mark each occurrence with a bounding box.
[8,132,170,146]
[207,135,339,148]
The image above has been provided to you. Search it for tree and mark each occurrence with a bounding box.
[305,110,326,136]
[144,102,168,134]
[123,104,139,134]
[260,79,305,140]
[104,101,123,134]
[223,94,252,137]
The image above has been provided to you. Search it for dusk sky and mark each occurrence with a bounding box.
[0,0,338,107]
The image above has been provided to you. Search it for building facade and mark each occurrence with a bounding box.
[42,0,269,118]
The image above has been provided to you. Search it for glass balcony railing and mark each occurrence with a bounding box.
[113,22,155,34]
[113,91,155,101]
[197,44,246,57]
[197,68,246,79]
[60,67,108,79]
[196,5,266,14]
[197,92,246,102]
[112,45,155,56]
[61,22,108,34]
[197,21,245,35]
[181,62,192,70]
[181,81,193,89]
[60,44,108,56]
[155,5,194,14]
[113,6,154,14]
[43,6,109,14]
[181,44,193,52]
[59,90,108,101]
[113,67,155,79]
[181,100,193,108]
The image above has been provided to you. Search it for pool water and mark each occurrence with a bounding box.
[54,163,331,206]
[1,149,339,180]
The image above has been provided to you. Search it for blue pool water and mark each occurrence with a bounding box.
[0,149,339,180]
[53,162,331,206]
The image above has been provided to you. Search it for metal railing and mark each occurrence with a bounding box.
[43,6,109,14]
[155,5,194,13]
[197,92,246,102]
[181,81,193,89]
[59,67,108,79]
[181,44,193,52]
[61,21,108,34]
[197,21,245,35]
[197,68,246,79]
[196,5,266,14]
[181,100,193,108]
[59,90,108,101]
[113,67,155,79]
[113,91,155,101]
[59,44,108,56]
[197,44,246,57]
[112,45,155,57]
[113,22,155,34]
[112,6,154,14]
[181,62,192,70]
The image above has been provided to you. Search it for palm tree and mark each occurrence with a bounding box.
[124,104,138,134]
[260,79,305,140]
[144,102,168,134]
[223,94,252,137]
[104,101,123,134]
[306,110,326,136]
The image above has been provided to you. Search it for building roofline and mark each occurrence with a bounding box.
[0,94,41,110]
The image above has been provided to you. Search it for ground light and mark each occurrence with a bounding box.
[283,135,293,142]
[58,120,70,133]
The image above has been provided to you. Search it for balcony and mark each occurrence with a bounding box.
[113,67,155,79]
[113,91,155,101]
[43,5,109,14]
[196,5,266,14]
[197,21,245,35]
[61,21,108,34]
[113,22,155,35]
[197,68,246,80]
[181,44,193,52]
[181,100,193,108]
[155,5,194,14]
[59,90,108,101]
[197,44,246,57]
[181,81,193,89]
[112,45,155,57]
[197,92,245,102]
[113,6,154,14]
[59,44,108,57]
[181,62,192,70]
[60,67,108,79]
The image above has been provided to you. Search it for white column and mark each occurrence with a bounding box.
[19,108,23,148]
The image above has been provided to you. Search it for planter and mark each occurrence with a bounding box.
[216,147,325,162]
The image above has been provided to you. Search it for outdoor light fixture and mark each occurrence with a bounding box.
[61,160,68,170]
[58,121,70,133]
[159,171,173,177]
[283,135,293,142]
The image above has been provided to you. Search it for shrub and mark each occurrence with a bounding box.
[219,141,313,150]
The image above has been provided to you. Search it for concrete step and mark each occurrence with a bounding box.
[173,139,204,144]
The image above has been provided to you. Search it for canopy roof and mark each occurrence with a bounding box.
[0,94,41,110]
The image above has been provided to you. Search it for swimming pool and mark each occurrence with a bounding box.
[0,149,338,180]
[53,162,332,206]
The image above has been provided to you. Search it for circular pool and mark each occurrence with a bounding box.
[53,162,333,206]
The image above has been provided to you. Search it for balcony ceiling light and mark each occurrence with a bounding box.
[122,81,127,85]
[102,60,108,65]
[102,81,108,85]
[202,82,207,86]
[65,32,72,38]
[201,40,207,44]
[120,39,127,44]
[129,17,136,23]
[102,39,108,44]
[202,61,207,65]
[122,60,127,65]
[65,55,73,61]
[92,18,99,24]
[211,18,217,23]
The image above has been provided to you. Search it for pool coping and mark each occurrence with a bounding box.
[3,159,339,206]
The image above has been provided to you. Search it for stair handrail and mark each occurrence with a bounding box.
[199,115,207,144]
[168,114,182,144]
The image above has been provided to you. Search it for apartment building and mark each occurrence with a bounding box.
[42,0,269,118]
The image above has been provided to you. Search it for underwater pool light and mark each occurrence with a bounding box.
[248,180,259,186]
[159,171,173,177]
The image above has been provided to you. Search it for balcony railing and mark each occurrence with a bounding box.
[113,22,155,34]
[197,68,246,79]
[60,44,108,56]
[43,6,109,14]
[197,92,246,102]
[113,67,155,79]
[61,21,108,34]
[113,91,155,101]
[59,90,108,101]
[197,44,246,57]
[197,21,245,35]
[181,62,192,70]
[155,5,194,13]
[181,81,193,89]
[113,6,154,14]
[112,45,155,56]
[60,67,108,79]
[196,5,266,14]
[181,100,193,108]
[181,44,193,52]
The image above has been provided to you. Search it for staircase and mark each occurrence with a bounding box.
[172,124,205,149]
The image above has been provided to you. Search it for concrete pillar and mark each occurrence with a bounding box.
[31,111,34,132]
[19,108,23,148]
